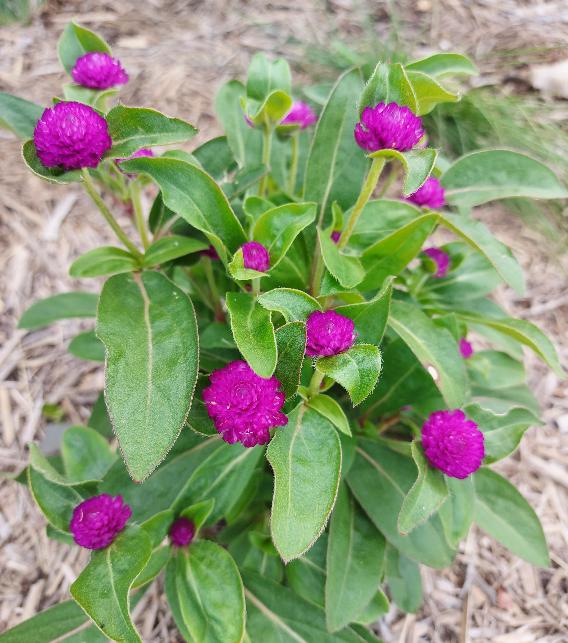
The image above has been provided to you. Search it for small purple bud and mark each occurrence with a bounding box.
[331,230,341,244]
[406,176,445,209]
[423,247,450,278]
[71,52,128,90]
[69,494,131,550]
[281,101,318,129]
[200,245,220,260]
[169,517,195,547]
[242,241,270,272]
[459,338,474,359]
[306,310,356,357]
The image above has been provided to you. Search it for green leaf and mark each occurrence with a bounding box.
[325,483,385,632]
[215,80,262,168]
[71,526,152,643]
[106,105,197,157]
[438,212,524,294]
[19,292,98,330]
[406,53,478,77]
[68,330,105,362]
[192,135,234,179]
[441,149,568,208]
[247,90,293,127]
[253,203,316,269]
[226,292,277,378]
[58,21,111,74]
[257,288,321,322]
[228,248,268,281]
[133,545,170,589]
[69,246,139,278]
[456,311,563,377]
[274,322,306,399]
[223,163,268,200]
[348,438,455,568]
[119,156,246,256]
[467,350,525,391]
[474,468,549,566]
[0,92,43,139]
[246,53,291,102]
[359,213,438,290]
[0,600,89,643]
[335,278,393,345]
[22,139,82,184]
[62,83,118,111]
[406,70,459,116]
[355,590,389,625]
[359,61,417,114]
[140,510,174,547]
[389,300,467,408]
[166,542,245,643]
[142,235,208,267]
[267,405,341,562]
[61,426,115,482]
[308,394,351,436]
[244,571,367,642]
[465,404,541,464]
[97,271,199,481]
[304,68,368,227]
[316,344,382,406]
[180,498,215,531]
[286,533,327,607]
[369,147,437,195]
[398,441,448,535]
[439,476,475,547]
[385,544,423,612]
[319,229,365,289]
[27,466,83,533]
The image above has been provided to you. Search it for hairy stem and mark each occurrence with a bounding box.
[287,133,299,194]
[130,180,150,250]
[338,157,385,250]
[259,124,273,197]
[81,169,142,258]
[308,369,325,398]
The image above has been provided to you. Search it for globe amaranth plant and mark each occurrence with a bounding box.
[1,21,566,643]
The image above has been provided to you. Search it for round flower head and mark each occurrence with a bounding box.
[354,102,424,152]
[242,241,270,272]
[169,517,195,547]
[423,247,450,278]
[331,230,341,244]
[459,338,474,359]
[203,360,287,447]
[281,101,318,129]
[71,52,128,90]
[422,410,485,479]
[406,176,445,209]
[69,494,131,550]
[33,101,112,170]
[306,310,356,357]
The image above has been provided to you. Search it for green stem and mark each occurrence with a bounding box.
[338,157,385,250]
[252,278,261,296]
[259,124,273,197]
[81,169,142,258]
[310,242,325,298]
[287,134,299,195]
[130,181,150,250]
[376,163,399,198]
[203,257,225,321]
[308,370,325,398]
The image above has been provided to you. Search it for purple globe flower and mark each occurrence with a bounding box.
[331,230,341,244]
[406,176,445,209]
[203,360,288,447]
[354,102,424,152]
[459,338,474,359]
[169,517,195,547]
[71,52,128,90]
[242,241,270,272]
[33,101,112,170]
[281,101,318,129]
[423,247,450,278]
[69,494,131,550]
[306,310,356,357]
[422,410,485,479]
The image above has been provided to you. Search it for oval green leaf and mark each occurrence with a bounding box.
[69,246,139,278]
[19,291,98,330]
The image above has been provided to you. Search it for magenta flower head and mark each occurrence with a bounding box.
[69,494,131,550]
[331,230,341,244]
[406,176,445,209]
[422,410,485,479]
[354,102,424,153]
[71,52,128,90]
[169,517,195,547]
[459,338,474,359]
[281,101,318,129]
[33,101,112,170]
[306,310,356,357]
[423,247,450,278]
[242,241,270,272]
[203,360,288,447]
